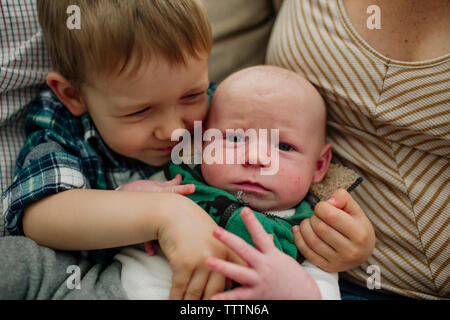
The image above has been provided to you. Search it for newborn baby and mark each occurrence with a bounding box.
[114,65,340,300]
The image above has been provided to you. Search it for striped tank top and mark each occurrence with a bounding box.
[266,0,449,299]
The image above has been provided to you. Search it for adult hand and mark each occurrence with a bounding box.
[293,189,376,272]
[205,208,321,300]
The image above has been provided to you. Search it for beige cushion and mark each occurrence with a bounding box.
[204,0,276,83]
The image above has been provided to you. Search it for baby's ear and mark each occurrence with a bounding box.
[311,144,332,184]
[46,72,87,116]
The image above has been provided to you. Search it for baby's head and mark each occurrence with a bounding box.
[38,0,212,166]
[201,66,332,211]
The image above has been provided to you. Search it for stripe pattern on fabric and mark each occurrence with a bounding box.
[266,0,449,299]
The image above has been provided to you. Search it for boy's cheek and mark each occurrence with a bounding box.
[103,131,147,157]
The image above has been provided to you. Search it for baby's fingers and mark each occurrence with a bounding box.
[241,208,275,253]
[292,223,330,271]
[206,257,259,286]
[213,226,262,267]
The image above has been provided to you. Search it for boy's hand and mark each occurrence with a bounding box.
[119,174,195,196]
[119,174,195,256]
[293,189,376,272]
[206,208,321,300]
[157,196,245,300]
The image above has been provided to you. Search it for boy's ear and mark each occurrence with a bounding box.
[46,72,87,116]
[311,144,332,184]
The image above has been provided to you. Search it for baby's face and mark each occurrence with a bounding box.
[80,53,209,167]
[201,77,328,212]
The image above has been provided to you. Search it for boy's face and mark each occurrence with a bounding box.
[201,80,328,212]
[81,53,210,166]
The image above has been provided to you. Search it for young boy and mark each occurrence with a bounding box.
[1,0,240,300]
[2,1,374,300]
[114,66,350,300]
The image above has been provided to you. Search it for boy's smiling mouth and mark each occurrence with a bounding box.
[155,145,176,153]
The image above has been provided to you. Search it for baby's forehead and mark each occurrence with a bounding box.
[213,83,322,121]
[210,99,319,134]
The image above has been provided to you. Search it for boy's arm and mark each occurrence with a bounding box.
[22,189,173,250]
[22,189,243,300]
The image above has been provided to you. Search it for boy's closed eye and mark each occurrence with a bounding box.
[181,91,206,103]
[126,107,151,117]
[123,90,207,117]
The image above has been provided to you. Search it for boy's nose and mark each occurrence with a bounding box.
[153,116,185,141]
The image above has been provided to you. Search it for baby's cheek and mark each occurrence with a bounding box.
[277,172,309,204]
[201,164,228,188]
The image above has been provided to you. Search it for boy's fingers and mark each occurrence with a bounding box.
[202,271,226,300]
[206,257,259,286]
[164,184,196,195]
[241,208,274,253]
[211,287,254,300]
[184,268,210,300]
[170,268,192,300]
[163,174,183,186]
[213,227,262,267]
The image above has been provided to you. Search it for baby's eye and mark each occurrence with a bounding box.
[277,143,294,151]
[226,134,245,143]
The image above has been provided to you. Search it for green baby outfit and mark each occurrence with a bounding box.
[163,163,315,263]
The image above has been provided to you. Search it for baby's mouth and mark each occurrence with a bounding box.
[235,181,270,194]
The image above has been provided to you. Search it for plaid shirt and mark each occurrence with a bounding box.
[1,88,161,235]
[2,84,216,236]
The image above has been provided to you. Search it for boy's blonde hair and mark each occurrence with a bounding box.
[37,0,212,89]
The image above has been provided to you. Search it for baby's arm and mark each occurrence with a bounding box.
[206,208,327,300]
[293,189,376,272]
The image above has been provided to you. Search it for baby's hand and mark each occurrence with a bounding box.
[293,189,376,272]
[119,174,195,196]
[205,208,321,300]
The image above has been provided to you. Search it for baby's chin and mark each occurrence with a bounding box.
[234,192,294,213]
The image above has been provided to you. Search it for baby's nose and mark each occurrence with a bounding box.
[243,141,271,167]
